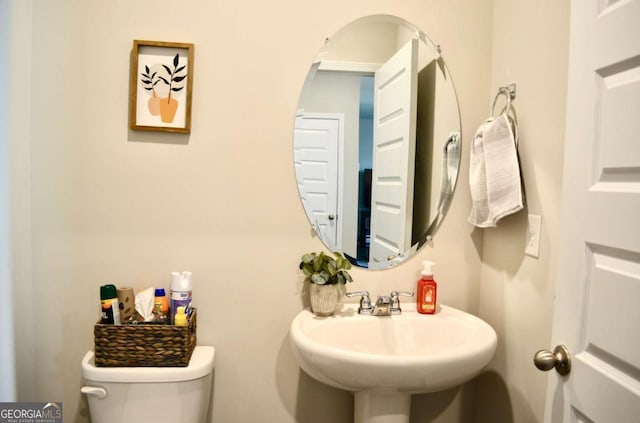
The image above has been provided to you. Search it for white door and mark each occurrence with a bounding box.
[543,0,640,421]
[368,38,418,267]
[294,113,344,251]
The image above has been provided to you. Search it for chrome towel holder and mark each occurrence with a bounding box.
[491,83,519,150]
[491,82,517,120]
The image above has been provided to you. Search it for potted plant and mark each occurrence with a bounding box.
[299,251,353,316]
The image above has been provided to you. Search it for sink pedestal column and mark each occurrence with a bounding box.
[354,391,411,423]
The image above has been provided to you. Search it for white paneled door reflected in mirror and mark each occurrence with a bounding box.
[293,15,461,269]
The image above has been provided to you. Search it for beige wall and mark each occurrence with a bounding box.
[6,0,36,401]
[7,0,570,421]
[474,0,571,422]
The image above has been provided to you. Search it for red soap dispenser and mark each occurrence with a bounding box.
[417,261,437,314]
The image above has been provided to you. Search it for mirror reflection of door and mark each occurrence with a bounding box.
[368,38,419,268]
[294,113,344,251]
[295,39,431,266]
[296,70,363,259]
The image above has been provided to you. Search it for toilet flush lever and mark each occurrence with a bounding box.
[81,386,107,399]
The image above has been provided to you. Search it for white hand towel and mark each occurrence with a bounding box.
[468,121,490,226]
[468,114,523,227]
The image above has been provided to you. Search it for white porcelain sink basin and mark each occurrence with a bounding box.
[290,303,497,423]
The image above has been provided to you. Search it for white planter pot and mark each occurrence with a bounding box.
[309,284,340,316]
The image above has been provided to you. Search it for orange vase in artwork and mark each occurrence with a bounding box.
[160,96,179,123]
[147,92,161,116]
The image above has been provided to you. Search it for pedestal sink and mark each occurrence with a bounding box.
[289,303,497,423]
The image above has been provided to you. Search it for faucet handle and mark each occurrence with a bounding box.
[390,291,414,314]
[346,291,373,314]
[346,290,370,299]
[390,291,414,298]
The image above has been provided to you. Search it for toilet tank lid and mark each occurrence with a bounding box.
[82,346,215,383]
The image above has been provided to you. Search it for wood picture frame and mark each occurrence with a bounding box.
[129,40,194,133]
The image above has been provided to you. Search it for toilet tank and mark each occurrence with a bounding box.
[82,346,215,423]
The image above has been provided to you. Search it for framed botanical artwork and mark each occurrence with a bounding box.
[129,40,194,133]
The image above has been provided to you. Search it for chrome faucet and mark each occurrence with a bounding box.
[346,291,414,316]
[373,295,392,316]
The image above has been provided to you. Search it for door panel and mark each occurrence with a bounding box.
[294,113,343,250]
[369,38,418,267]
[545,0,640,421]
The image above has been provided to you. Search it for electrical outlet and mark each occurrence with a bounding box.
[526,214,542,258]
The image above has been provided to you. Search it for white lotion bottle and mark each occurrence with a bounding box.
[170,271,192,324]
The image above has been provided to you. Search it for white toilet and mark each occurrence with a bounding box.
[81,345,215,423]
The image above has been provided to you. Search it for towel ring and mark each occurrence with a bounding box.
[491,83,517,118]
[491,83,519,149]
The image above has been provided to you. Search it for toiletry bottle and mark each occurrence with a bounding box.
[174,306,188,327]
[153,288,170,324]
[170,271,192,324]
[100,284,121,325]
[416,261,437,314]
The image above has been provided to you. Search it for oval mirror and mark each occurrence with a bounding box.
[293,15,461,269]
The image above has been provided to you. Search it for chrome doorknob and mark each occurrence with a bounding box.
[328,214,335,220]
[534,345,571,376]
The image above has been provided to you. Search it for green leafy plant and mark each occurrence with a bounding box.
[299,252,353,285]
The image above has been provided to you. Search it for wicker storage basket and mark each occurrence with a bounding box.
[94,308,197,367]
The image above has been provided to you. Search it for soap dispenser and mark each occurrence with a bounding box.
[417,261,437,314]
